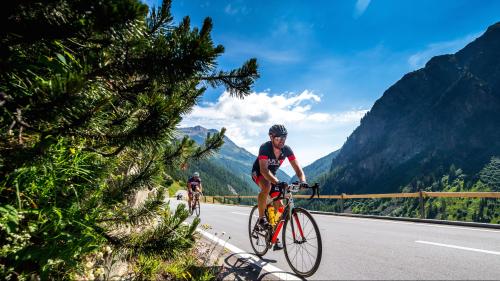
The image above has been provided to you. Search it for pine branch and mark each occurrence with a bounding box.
[98,186,167,225]
[147,0,173,35]
[118,204,200,258]
[191,128,226,159]
[199,58,259,98]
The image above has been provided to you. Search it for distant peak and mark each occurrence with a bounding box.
[178,125,220,135]
[486,21,500,33]
[193,125,206,130]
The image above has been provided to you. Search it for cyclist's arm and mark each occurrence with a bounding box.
[259,159,279,184]
[290,159,306,182]
[199,182,203,193]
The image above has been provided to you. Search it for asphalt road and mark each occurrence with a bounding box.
[169,199,500,280]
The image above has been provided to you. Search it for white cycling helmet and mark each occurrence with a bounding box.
[193,172,200,177]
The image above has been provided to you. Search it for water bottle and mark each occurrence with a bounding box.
[267,206,276,226]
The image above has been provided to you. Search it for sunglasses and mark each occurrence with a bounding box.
[273,135,287,141]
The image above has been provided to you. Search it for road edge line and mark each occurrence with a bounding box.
[196,228,301,281]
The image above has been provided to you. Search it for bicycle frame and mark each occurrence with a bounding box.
[268,186,305,245]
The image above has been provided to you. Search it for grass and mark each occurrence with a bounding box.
[168,181,184,197]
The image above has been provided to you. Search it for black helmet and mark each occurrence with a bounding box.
[269,124,287,136]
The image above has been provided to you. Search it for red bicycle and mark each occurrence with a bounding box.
[248,182,322,277]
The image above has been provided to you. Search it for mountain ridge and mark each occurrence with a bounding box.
[320,21,500,194]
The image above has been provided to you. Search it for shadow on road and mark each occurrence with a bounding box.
[218,253,304,280]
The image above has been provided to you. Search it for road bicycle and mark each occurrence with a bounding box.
[189,191,202,217]
[248,182,322,277]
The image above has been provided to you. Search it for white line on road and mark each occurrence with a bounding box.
[415,240,500,256]
[231,211,255,217]
[197,228,301,281]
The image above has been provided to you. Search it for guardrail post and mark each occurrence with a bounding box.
[238,195,241,205]
[419,190,425,219]
[223,196,225,204]
[340,193,345,213]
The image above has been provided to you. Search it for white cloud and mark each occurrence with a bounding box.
[180,90,369,176]
[408,32,481,70]
[354,0,371,18]
[224,3,248,15]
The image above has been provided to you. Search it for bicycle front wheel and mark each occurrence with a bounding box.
[282,207,322,277]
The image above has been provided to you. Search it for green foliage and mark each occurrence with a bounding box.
[0,0,258,278]
[162,251,218,281]
[479,157,500,191]
[133,254,162,280]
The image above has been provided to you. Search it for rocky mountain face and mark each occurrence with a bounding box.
[322,22,500,194]
[178,126,291,193]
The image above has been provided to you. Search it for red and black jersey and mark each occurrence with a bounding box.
[187,177,201,191]
[251,141,296,177]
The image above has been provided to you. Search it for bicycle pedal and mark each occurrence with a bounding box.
[273,244,283,251]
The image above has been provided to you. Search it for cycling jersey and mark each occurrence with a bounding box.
[187,177,201,192]
[251,141,296,184]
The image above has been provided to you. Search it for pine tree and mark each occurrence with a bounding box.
[0,0,258,278]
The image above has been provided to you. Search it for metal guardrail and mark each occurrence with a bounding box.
[202,191,500,219]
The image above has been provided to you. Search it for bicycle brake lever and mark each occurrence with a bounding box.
[308,183,320,199]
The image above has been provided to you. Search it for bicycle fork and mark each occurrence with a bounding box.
[271,209,306,244]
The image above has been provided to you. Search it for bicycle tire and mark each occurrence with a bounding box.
[282,207,322,277]
[248,205,269,256]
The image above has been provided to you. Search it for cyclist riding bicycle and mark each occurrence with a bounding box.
[187,172,203,211]
[251,124,307,249]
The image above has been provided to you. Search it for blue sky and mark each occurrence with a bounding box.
[144,0,500,176]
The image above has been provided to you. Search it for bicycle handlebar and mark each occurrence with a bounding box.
[275,182,320,200]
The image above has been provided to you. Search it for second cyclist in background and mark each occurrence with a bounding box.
[187,172,203,212]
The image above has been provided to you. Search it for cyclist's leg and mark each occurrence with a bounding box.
[257,179,271,219]
[188,191,193,209]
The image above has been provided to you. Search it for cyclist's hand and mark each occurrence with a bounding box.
[299,181,308,189]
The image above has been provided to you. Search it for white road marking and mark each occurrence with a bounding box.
[415,240,500,256]
[197,228,301,280]
[231,211,254,217]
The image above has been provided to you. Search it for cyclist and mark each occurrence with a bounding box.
[187,172,203,211]
[251,124,307,248]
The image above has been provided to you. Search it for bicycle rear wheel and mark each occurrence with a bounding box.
[282,207,322,277]
[248,205,269,256]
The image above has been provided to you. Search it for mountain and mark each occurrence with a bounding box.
[177,126,291,193]
[321,22,500,195]
[291,149,340,183]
